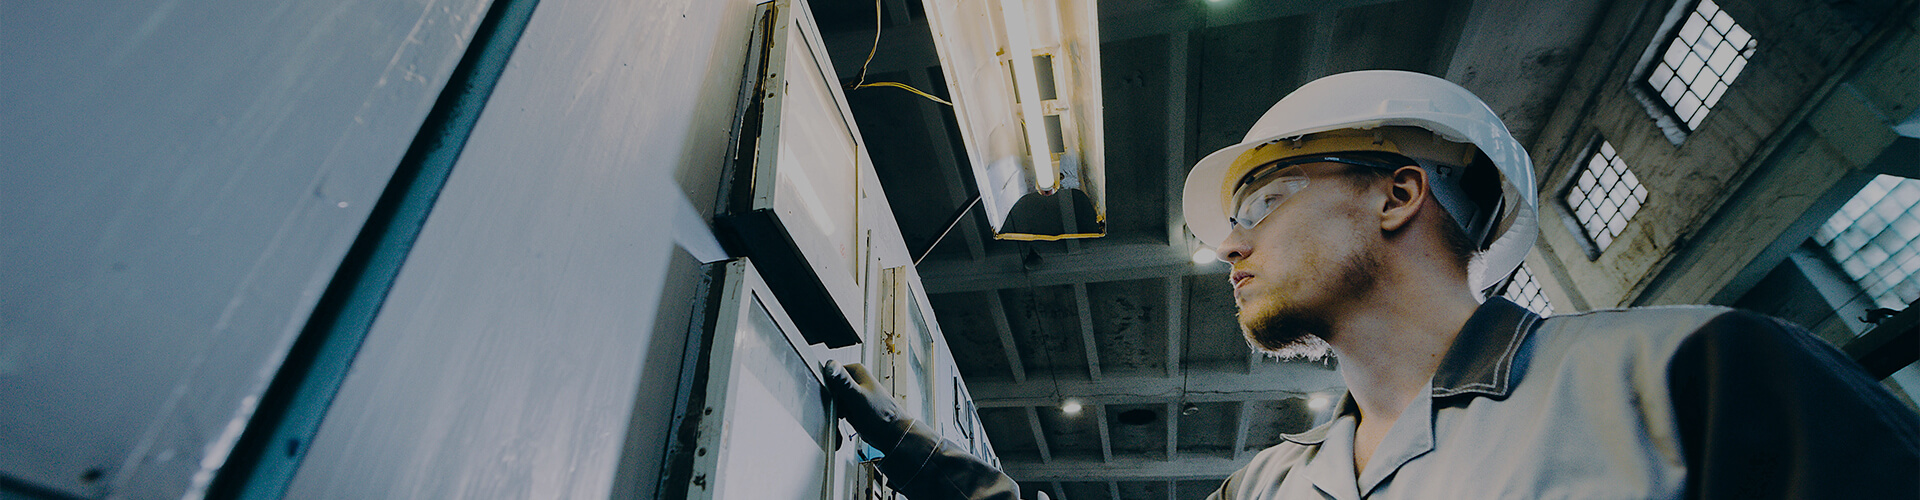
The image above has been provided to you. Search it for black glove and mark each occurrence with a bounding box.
[823,361,914,454]
[823,360,1020,500]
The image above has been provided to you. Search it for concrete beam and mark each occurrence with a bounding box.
[906,68,985,261]
[822,21,936,78]
[1166,276,1185,378]
[1232,401,1254,460]
[1027,406,1052,463]
[1165,402,1179,460]
[920,243,1229,293]
[1108,482,1121,500]
[1074,283,1102,380]
[986,291,1027,382]
[1003,455,1255,482]
[1098,0,1409,43]
[970,363,1344,408]
[1165,31,1192,246]
[1093,403,1113,462]
[884,0,911,26]
[1302,11,1335,77]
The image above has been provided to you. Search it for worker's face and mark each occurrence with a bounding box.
[1215,162,1385,359]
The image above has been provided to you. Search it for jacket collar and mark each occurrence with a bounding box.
[1429,297,1544,399]
[1277,297,1543,446]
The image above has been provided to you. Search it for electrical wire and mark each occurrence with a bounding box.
[913,195,980,266]
[857,81,954,106]
[845,0,953,107]
[850,0,881,88]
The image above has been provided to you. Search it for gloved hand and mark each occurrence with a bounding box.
[823,360,913,455]
[822,360,1020,500]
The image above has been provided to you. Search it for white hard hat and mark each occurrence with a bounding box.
[1182,70,1538,295]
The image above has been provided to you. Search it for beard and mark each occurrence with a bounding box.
[1238,244,1384,361]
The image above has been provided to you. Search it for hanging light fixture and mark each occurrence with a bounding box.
[1307,393,1331,411]
[923,0,1104,240]
[1190,247,1218,265]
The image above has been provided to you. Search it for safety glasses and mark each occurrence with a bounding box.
[1227,153,1413,232]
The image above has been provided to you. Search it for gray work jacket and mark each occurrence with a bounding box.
[1210,298,1920,500]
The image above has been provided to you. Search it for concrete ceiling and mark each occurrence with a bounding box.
[808,0,1613,497]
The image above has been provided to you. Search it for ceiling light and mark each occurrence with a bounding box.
[1180,402,1201,415]
[925,0,1105,240]
[1061,398,1083,415]
[1191,247,1217,264]
[1307,394,1331,411]
[998,0,1055,194]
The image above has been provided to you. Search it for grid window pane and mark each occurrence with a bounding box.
[1565,140,1648,253]
[1816,175,1920,309]
[1646,0,1755,132]
[1501,264,1556,316]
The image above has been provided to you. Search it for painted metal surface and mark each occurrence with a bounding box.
[208,0,545,498]
[276,0,762,497]
[681,260,835,500]
[714,0,876,348]
[0,0,487,497]
[660,2,997,496]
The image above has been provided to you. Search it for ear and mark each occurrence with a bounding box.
[1379,165,1428,232]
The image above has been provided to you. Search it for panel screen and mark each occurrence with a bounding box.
[715,295,830,500]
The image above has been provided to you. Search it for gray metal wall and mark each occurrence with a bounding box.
[2,0,758,497]
[283,0,759,497]
[1,0,486,497]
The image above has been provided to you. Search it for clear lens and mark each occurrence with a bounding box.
[1229,170,1309,231]
[1225,153,1411,231]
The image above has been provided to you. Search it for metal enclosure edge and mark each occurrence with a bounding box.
[204,0,544,497]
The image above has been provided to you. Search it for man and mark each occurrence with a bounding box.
[825,70,1920,499]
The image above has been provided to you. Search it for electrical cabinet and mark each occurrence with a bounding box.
[714,0,877,348]
[668,260,998,500]
[679,260,838,500]
[664,0,997,498]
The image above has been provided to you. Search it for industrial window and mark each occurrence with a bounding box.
[1500,264,1555,316]
[1814,175,1920,309]
[1646,0,1756,131]
[1566,140,1648,253]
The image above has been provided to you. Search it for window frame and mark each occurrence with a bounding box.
[1812,174,1920,311]
[1498,263,1557,316]
[1559,136,1651,260]
[1628,0,1758,145]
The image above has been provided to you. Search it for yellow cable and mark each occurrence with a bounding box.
[853,81,954,106]
[846,0,953,107]
[852,0,881,88]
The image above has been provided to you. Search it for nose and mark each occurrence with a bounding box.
[1217,227,1253,263]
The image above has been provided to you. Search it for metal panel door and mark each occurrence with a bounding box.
[714,0,874,348]
[682,260,835,500]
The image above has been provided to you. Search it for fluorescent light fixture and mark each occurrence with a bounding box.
[924,0,1104,240]
[998,0,1056,193]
